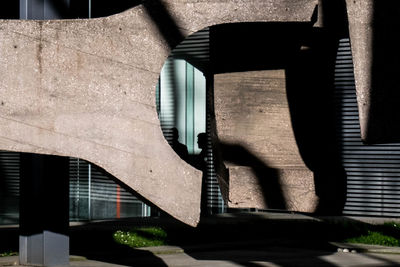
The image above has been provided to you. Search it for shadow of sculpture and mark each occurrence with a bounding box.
[143,0,185,50]
[69,222,168,267]
[285,23,347,215]
[220,142,286,210]
[367,1,400,143]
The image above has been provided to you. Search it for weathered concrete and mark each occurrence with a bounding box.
[346,0,400,143]
[214,70,317,212]
[0,1,318,226]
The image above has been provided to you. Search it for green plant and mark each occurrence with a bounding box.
[345,230,400,247]
[0,251,17,257]
[113,227,167,248]
[325,220,400,247]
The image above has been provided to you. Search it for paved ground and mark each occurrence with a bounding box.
[2,212,400,266]
[2,243,400,267]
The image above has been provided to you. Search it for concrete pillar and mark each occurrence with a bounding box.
[346,0,400,143]
[19,154,69,266]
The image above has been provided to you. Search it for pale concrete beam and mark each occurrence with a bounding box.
[0,0,318,226]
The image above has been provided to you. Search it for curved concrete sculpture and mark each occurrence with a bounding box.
[0,0,318,226]
[346,0,400,143]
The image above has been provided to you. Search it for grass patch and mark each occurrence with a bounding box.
[345,230,400,246]
[333,221,400,247]
[0,251,17,257]
[113,227,167,248]
[112,220,400,249]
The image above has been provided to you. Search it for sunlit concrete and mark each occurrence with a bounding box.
[346,0,400,143]
[0,0,318,226]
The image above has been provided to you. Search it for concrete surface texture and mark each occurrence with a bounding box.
[3,240,400,267]
[0,0,318,226]
[346,0,400,143]
[3,250,400,267]
[214,70,317,212]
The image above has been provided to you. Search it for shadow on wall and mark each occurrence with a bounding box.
[220,142,286,210]
[367,1,400,143]
[285,25,347,215]
[210,21,348,215]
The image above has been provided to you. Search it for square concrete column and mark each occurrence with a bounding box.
[19,153,69,266]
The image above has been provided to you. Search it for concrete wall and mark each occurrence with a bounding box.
[0,0,318,226]
[214,70,317,212]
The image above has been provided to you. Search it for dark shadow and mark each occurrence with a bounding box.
[189,133,209,216]
[0,226,19,255]
[208,23,309,210]
[43,0,73,19]
[366,1,400,143]
[0,153,19,255]
[3,211,400,266]
[181,213,400,267]
[142,0,185,50]
[209,20,348,215]
[318,0,348,38]
[170,127,189,161]
[0,2,19,19]
[19,153,69,238]
[50,0,143,19]
[0,152,20,225]
[69,221,168,267]
[49,0,143,19]
[219,142,286,210]
[89,0,142,19]
[171,212,341,267]
[285,25,347,215]
[0,0,143,19]
[0,153,8,224]
[67,162,169,266]
[210,23,308,74]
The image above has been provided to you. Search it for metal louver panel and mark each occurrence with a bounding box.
[171,28,209,72]
[335,38,400,217]
[69,158,149,220]
[206,89,225,213]
[0,151,20,224]
[0,151,20,196]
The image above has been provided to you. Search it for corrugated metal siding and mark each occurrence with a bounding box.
[69,157,90,220]
[335,38,400,217]
[0,151,20,224]
[0,151,20,196]
[69,158,148,220]
[0,153,149,224]
[206,86,226,213]
[172,28,209,72]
